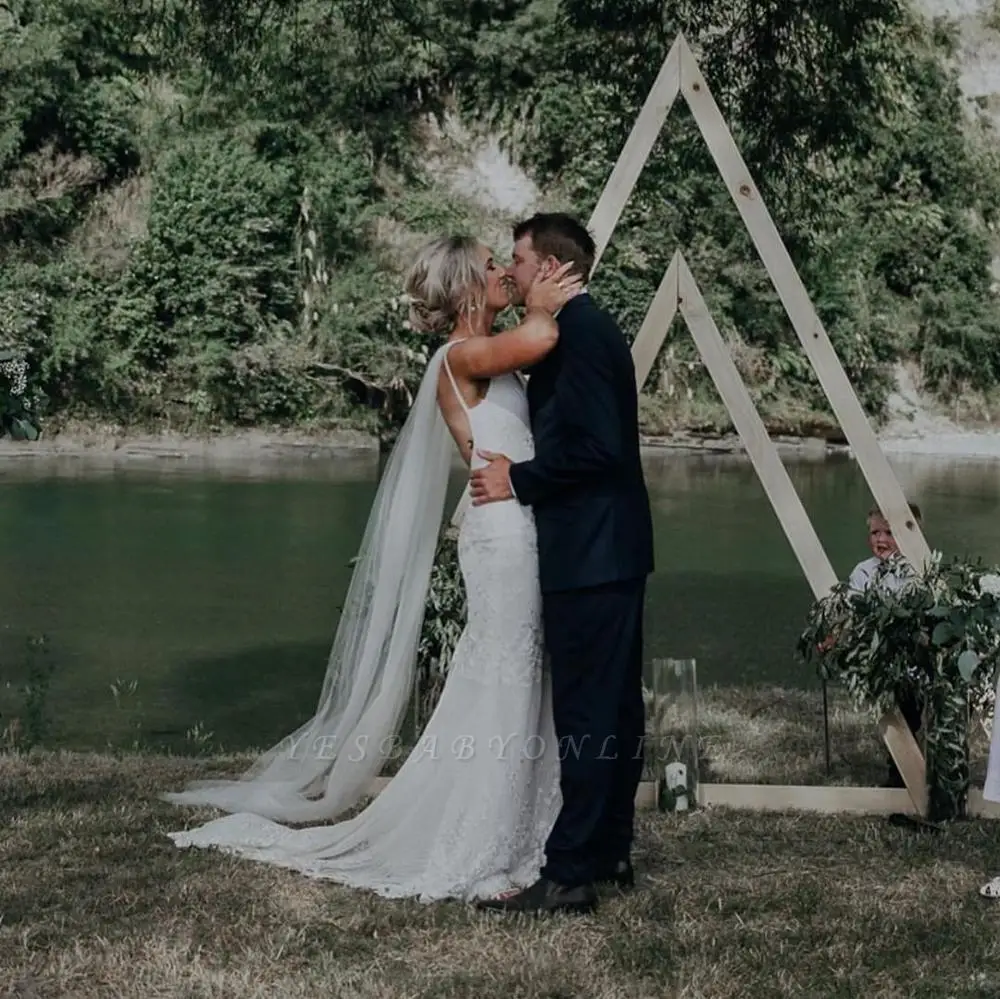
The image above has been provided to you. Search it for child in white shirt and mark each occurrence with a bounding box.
[847,503,924,787]
[847,506,920,596]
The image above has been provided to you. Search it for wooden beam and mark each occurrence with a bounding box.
[699,782,999,818]
[878,707,929,815]
[678,36,929,570]
[632,252,680,392]
[588,34,683,270]
[675,253,840,599]
[698,782,919,815]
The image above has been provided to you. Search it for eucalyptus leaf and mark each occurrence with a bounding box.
[931,621,953,646]
[957,650,979,680]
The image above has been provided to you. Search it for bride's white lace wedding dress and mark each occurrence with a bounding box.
[167,350,561,902]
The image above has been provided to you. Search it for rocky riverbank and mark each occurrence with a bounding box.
[3,423,997,467]
[0,426,380,463]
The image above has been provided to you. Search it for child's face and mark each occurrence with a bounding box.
[867,515,899,560]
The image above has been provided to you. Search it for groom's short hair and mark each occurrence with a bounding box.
[513,213,595,281]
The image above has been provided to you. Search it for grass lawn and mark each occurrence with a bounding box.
[3,687,1000,998]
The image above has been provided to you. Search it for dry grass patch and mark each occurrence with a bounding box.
[0,144,104,216]
[4,748,1000,997]
[689,684,990,788]
[73,173,152,275]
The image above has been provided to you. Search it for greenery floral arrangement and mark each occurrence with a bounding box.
[798,553,1000,821]
[0,347,41,440]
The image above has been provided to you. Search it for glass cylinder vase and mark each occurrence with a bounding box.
[645,658,700,812]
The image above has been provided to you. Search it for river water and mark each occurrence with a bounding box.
[2,448,998,750]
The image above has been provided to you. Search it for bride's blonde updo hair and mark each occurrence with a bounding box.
[404,235,487,335]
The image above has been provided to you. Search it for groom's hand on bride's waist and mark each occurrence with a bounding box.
[470,450,514,505]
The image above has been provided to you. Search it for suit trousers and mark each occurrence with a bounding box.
[539,577,646,888]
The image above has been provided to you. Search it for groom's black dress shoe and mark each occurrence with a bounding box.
[475,877,597,915]
[595,860,635,891]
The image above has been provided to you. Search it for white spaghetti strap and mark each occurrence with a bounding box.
[442,339,471,416]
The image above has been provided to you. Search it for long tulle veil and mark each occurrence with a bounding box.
[164,344,453,823]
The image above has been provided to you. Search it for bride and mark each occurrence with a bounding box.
[163,235,582,902]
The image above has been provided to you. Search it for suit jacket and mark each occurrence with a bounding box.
[509,293,655,593]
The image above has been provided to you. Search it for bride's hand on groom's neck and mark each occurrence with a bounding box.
[526,261,582,314]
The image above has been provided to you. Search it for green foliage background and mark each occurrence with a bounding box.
[2,0,999,437]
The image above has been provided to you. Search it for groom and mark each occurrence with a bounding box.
[469,212,654,915]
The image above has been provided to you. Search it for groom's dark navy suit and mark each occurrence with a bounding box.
[509,292,654,889]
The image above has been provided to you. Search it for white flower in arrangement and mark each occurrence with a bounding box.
[928,573,952,603]
[979,573,1000,598]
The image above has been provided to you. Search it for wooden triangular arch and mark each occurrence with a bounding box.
[451,32,935,814]
[592,32,932,811]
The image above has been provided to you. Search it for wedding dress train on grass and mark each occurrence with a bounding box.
[166,349,561,901]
